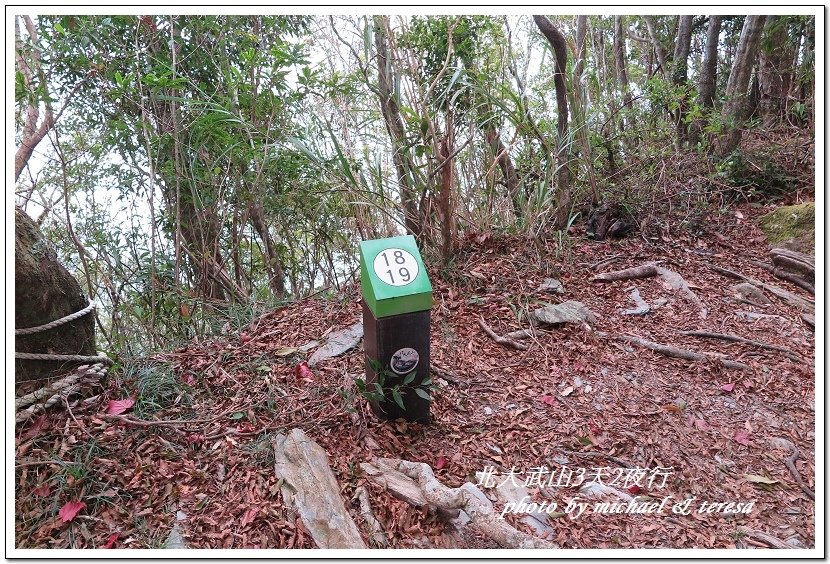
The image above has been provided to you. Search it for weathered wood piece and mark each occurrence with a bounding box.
[362,458,555,549]
[273,429,366,549]
[531,300,597,326]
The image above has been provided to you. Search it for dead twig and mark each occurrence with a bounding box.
[679,330,803,362]
[590,255,624,271]
[784,447,815,500]
[478,318,528,351]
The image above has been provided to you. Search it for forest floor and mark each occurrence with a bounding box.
[15,197,816,550]
[15,133,816,549]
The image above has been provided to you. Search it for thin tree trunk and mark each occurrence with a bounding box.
[485,128,521,215]
[574,15,598,205]
[613,16,633,118]
[672,15,694,147]
[758,16,787,128]
[644,16,669,76]
[438,114,455,264]
[718,15,768,157]
[373,16,420,237]
[533,15,571,230]
[689,15,722,145]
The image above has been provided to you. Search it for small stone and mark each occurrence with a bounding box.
[584,384,593,393]
[574,376,584,388]
[538,278,565,294]
[530,301,597,326]
[483,406,494,416]
[505,403,517,410]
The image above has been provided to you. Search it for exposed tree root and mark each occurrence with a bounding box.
[597,332,750,370]
[593,263,706,317]
[361,457,555,549]
[749,260,814,294]
[478,318,528,351]
[679,330,803,362]
[710,265,814,314]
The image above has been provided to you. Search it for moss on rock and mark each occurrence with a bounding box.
[758,202,815,255]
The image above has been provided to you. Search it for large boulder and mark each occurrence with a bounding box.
[758,202,815,255]
[15,206,96,388]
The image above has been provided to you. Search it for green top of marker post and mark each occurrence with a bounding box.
[359,235,433,318]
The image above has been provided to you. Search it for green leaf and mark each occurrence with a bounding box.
[420,377,432,387]
[230,412,246,420]
[402,372,417,386]
[54,21,65,34]
[415,388,431,400]
[391,388,405,410]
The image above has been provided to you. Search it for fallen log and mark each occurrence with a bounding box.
[361,457,555,549]
[710,266,814,314]
[593,263,706,317]
[597,332,750,370]
[679,330,803,362]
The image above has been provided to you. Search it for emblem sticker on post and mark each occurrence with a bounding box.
[373,248,418,287]
[390,347,419,375]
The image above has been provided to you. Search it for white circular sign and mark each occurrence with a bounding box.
[373,248,419,287]
[390,347,420,375]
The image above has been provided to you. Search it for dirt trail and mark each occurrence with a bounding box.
[15,202,815,549]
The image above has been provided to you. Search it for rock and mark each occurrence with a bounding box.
[298,340,320,352]
[307,322,363,367]
[758,202,814,255]
[483,406,494,416]
[165,511,188,549]
[530,301,597,326]
[731,282,772,305]
[273,429,366,548]
[538,278,564,294]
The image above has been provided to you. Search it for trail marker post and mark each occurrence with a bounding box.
[359,235,432,423]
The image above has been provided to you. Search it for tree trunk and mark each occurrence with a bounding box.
[485,128,521,215]
[373,15,421,237]
[672,15,694,146]
[718,15,767,157]
[438,114,456,264]
[533,15,571,230]
[613,16,633,130]
[644,16,669,76]
[758,16,788,128]
[15,207,97,388]
[574,15,599,205]
[689,15,722,145]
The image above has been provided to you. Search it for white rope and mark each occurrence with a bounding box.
[15,301,96,335]
[15,352,113,365]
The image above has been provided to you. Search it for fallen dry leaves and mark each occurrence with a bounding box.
[14,195,815,550]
